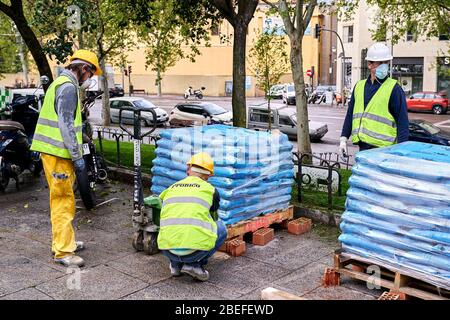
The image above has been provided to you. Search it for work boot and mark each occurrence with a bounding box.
[169,262,182,277]
[181,264,209,281]
[54,255,85,267]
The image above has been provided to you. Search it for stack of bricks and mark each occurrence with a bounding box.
[286,217,312,235]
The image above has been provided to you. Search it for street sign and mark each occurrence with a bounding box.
[306,69,313,77]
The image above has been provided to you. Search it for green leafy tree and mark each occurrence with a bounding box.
[248,26,289,130]
[262,0,318,156]
[0,12,21,78]
[137,0,211,97]
[207,0,259,128]
[333,0,450,51]
[0,0,54,88]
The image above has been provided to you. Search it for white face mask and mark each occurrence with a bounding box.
[80,77,92,89]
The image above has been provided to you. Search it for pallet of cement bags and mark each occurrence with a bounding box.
[339,141,450,291]
[150,124,294,225]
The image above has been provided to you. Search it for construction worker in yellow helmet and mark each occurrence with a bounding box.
[31,49,101,267]
[157,152,227,281]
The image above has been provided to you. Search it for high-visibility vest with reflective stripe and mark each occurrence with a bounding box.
[31,75,82,159]
[157,176,218,251]
[351,78,397,147]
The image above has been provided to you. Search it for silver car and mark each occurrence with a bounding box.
[109,97,168,126]
[247,103,328,142]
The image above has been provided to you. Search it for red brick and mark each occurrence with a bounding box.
[280,220,289,229]
[252,228,274,246]
[378,291,406,300]
[287,217,312,235]
[219,236,245,253]
[322,267,340,287]
[227,239,246,257]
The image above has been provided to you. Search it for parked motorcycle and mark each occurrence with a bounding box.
[307,90,326,104]
[0,80,46,191]
[76,91,109,209]
[183,86,205,99]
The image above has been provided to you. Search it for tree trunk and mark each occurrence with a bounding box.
[231,20,247,128]
[290,39,311,156]
[4,8,53,91]
[157,67,162,97]
[100,59,111,127]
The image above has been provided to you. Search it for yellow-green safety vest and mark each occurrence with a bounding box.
[157,176,218,251]
[31,75,82,159]
[351,78,397,147]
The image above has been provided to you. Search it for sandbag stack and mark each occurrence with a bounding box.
[151,124,294,225]
[339,141,450,289]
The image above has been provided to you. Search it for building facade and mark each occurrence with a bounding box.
[335,0,450,96]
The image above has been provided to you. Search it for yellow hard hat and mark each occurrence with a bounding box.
[70,49,102,76]
[187,152,214,174]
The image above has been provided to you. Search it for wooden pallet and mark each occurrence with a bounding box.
[322,249,450,300]
[225,205,294,239]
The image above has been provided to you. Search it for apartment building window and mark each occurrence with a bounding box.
[343,25,353,43]
[406,31,414,41]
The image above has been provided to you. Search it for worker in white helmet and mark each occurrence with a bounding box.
[339,42,409,157]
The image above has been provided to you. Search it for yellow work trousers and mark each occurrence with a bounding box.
[41,153,77,259]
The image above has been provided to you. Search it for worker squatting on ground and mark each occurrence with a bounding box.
[339,42,409,157]
[30,50,102,267]
[157,152,227,281]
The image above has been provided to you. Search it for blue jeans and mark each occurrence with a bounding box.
[162,219,227,268]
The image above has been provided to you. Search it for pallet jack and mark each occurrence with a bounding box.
[118,105,161,255]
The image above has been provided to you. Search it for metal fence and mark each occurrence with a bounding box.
[93,126,353,209]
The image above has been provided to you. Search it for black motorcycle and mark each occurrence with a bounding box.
[75,91,109,209]
[0,94,43,191]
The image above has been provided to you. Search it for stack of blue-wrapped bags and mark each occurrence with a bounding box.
[339,141,450,289]
[151,124,294,225]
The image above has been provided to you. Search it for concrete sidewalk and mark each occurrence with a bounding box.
[0,174,381,300]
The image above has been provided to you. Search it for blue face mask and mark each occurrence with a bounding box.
[375,63,389,79]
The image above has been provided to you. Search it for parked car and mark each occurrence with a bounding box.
[109,97,168,126]
[267,84,284,99]
[247,103,328,142]
[109,84,124,98]
[169,102,232,126]
[406,92,448,115]
[408,119,450,146]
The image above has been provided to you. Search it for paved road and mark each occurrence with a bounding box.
[88,94,450,162]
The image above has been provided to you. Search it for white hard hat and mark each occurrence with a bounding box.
[365,42,393,61]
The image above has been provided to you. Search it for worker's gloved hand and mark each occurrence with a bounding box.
[338,136,348,161]
[73,158,86,172]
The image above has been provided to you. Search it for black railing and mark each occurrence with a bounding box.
[293,152,353,210]
[92,125,352,210]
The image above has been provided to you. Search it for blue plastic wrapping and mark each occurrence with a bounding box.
[339,141,450,289]
[151,125,294,225]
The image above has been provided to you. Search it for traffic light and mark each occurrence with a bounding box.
[128,66,132,74]
[124,68,128,76]
[314,24,321,39]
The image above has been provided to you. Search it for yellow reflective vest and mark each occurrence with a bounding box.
[31,75,82,159]
[157,176,218,251]
[351,78,397,147]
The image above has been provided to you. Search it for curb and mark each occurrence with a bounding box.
[294,205,342,227]
[107,166,152,189]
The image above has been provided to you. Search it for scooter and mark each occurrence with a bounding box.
[184,86,205,99]
[308,90,326,104]
[118,103,160,255]
[0,78,47,191]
